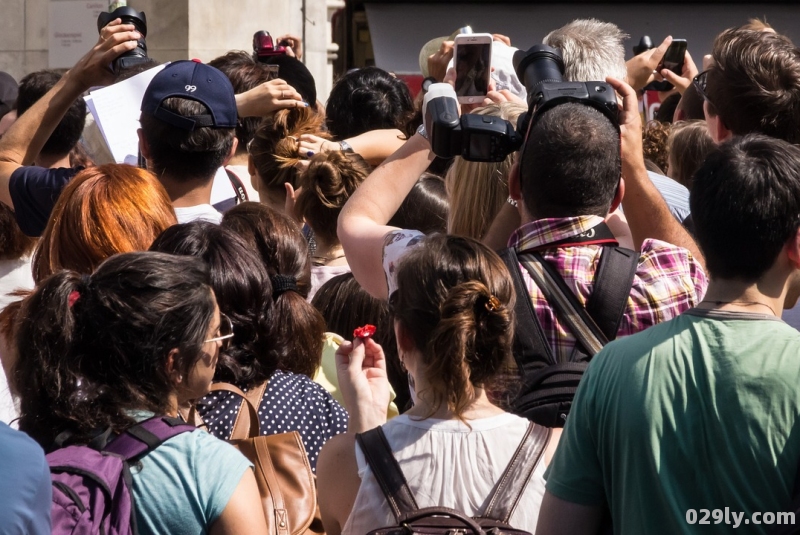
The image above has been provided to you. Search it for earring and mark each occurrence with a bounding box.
[177,374,183,382]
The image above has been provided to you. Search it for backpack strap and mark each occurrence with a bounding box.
[482,423,551,522]
[356,426,419,520]
[518,252,608,358]
[585,247,639,341]
[103,416,195,461]
[498,247,555,372]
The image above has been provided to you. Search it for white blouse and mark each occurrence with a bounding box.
[342,412,547,534]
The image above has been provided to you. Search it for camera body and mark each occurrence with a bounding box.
[253,31,287,62]
[423,44,619,162]
[97,7,148,74]
[423,84,522,162]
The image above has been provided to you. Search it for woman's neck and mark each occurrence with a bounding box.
[312,238,347,266]
[404,383,505,421]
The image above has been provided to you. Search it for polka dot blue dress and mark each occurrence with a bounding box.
[197,369,349,471]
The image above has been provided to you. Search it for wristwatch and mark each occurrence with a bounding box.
[416,124,429,140]
[339,140,354,153]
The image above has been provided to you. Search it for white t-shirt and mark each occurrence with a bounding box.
[174,204,223,224]
[342,412,547,534]
[309,263,352,302]
[0,256,34,425]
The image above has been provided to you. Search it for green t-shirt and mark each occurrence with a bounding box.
[546,310,800,534]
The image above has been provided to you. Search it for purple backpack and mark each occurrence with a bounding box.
[47,416,195,535]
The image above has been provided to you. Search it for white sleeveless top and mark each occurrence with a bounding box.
[342,412,547,534]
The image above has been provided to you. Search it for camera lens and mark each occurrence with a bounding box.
[512,45,565,107]
[97,7,148,71]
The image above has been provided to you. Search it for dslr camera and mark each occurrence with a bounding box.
[423,44,619,162]
[253,31,288,63]
[97,6,148,74]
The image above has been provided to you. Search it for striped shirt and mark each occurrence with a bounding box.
[383,216,707,361]
[648,171,691,223]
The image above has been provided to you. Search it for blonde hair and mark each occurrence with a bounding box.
[445,102,526,239]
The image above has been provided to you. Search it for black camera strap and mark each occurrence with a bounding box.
[519,222,618,253]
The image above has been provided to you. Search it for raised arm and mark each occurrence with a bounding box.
[298,129,407,166]
[606,77,705,267]
[338,133,435,299]
[0,19,141,208]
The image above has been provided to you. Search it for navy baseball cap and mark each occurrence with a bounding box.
[141,60,237,131]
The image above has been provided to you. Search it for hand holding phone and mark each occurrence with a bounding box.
[657,39,687,76]
[453,33,492,104]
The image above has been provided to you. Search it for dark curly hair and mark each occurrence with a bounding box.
[150,222,281,388]
[325,67,417,139]
[15,252,215,449]
[642,120,672,173]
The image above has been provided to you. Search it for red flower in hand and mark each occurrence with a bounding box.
[353,324,377,339]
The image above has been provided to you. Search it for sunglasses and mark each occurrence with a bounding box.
[204,313,234,351]
[693,70,710,103]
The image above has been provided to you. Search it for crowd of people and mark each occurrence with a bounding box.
[0,12,799,535]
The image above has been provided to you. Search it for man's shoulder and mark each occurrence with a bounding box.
[10,164,80,185]
[647,171,691,221]
[633,238,707,295]
[9,165,82,237]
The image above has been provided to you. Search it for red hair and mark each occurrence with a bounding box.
[33,164,176,283]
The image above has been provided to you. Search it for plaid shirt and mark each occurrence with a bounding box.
[507,215,707,361]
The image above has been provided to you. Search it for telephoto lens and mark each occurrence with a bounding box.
[512,45,565,108]
[97,6,148,73]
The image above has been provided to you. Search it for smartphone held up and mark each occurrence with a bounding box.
[454,33,493,104]
[657,39,687,90]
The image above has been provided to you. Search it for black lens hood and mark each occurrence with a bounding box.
[97,6,147,35]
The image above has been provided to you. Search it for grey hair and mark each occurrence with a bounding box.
[543,19,629,82]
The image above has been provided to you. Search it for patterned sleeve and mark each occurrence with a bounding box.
[382,229,426,295]
[625,239,708,331]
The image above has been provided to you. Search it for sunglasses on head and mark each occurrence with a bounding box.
[693,70,710,103]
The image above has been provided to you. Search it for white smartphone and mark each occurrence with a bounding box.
[453,33,493,104]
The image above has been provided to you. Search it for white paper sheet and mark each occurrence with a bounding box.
[84,63,167,164]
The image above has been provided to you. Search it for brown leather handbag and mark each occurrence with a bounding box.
[201,382,324,535]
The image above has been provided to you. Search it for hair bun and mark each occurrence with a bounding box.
[484,295,501,313]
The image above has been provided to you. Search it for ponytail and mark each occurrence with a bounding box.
[392,234,515,419]
[427,281,513,417]
[250,107,329,190]
[15,271,88,447]
[15,252,215,449]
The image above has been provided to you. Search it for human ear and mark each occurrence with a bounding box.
[222,137,239,166]
[787,228,800,270]
[608,178,625,214]
[393,320,415,354]
[138,129,151,160]
[165,348,183,384]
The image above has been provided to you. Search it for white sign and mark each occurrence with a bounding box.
[49,1,107,69]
